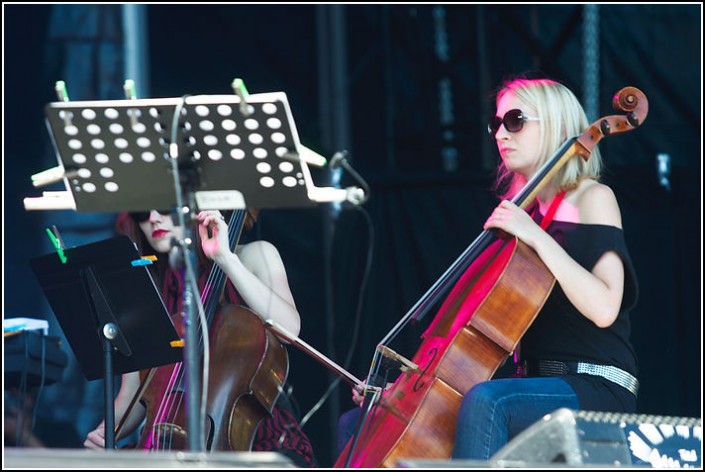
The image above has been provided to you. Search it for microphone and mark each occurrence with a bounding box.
[329,150,370,205]
[329,151,348,170]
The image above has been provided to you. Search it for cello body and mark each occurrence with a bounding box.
[336,235,555,467]
[136,303,289,451]
[130,209,289,452]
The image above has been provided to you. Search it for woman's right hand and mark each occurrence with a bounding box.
[351,384,365,406]
[84,421,106,449]
[352,382,393,406]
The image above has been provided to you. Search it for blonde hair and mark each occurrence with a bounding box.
[492,77,602,200]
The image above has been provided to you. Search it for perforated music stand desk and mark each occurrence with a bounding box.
[42,93,342,213]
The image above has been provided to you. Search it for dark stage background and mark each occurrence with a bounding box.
[3,4,701,467]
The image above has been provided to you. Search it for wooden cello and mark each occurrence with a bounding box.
[334,86,648,467]
[116,209,289,451]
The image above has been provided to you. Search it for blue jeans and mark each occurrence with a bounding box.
[337,407,362,454]
[452,377,579,460]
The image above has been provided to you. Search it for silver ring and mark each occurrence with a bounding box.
[218,215,225,221]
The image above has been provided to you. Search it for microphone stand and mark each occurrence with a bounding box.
[166,96,204,452]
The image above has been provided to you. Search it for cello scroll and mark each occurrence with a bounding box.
[576,86,649,160]
[519,86,648,208]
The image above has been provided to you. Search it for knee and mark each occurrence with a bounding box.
[337,408,360,439]
[337,408,360,453]
[338,408,359,429]
[460,381,504,414]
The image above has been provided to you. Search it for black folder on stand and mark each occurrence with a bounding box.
[30,235,182,381]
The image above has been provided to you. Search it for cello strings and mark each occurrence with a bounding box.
[155,252,208,449]
[369,135,578,377]
[146,363,182,450]
[150,211,243,450]
[151,260,219,450]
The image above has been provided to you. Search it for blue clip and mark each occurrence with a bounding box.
[131,258,153,267]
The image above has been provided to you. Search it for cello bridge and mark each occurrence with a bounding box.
[152,423,188,442]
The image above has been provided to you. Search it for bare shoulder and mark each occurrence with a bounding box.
[237,240,278,257]
[236,240,282,267]
[574,180,622,228]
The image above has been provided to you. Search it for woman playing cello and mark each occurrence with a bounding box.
[452,75,640,460]
[84,208,317,467]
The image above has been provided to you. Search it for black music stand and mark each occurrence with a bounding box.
[40,91,356,449]
[39,90,359,451]
[30,235,183,449]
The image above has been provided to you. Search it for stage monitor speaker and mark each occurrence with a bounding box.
[3,448,296,468]
[490,408,701,468]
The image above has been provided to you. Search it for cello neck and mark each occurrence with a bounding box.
[399,134,580,331]
[511,136,578,209]
[377,134,585,354]
[201,209,247,323]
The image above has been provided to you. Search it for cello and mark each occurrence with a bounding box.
[335,86,649,467]
[116,209,289,451]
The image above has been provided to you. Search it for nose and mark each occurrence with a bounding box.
[494,125,509,140]
[148,210,163,222]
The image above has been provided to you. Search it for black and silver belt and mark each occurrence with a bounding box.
[523,359,639,397]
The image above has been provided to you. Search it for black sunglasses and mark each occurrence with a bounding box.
[487,109,541,137]
[130,209,172,223]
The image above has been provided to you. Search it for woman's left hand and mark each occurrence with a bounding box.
[484,200,542,245]
[197,211,229,260]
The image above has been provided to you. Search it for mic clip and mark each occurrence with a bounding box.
[329,150,371,206]
[345,186,366,206]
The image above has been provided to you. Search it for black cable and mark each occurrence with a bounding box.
[31,334,48,435]
[16,333,30,446]
[339,205,374,371]
[298,205,375,429]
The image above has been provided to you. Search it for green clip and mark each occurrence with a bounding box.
[232,78,252,117]
[124,79,137,99]
[232,78,250,99]
[46,228,67,264]
[55,80,69,102]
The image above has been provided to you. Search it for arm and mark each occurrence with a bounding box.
[198,211,301,337]
[485,182,625,328]
[84,371,145,449]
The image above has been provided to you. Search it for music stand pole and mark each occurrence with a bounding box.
[181,238,202,452]
[161,201,204,452]
[85,265,132,449]
[102,331,116,449]
[178,200,204,452]
[165,98,205,451]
